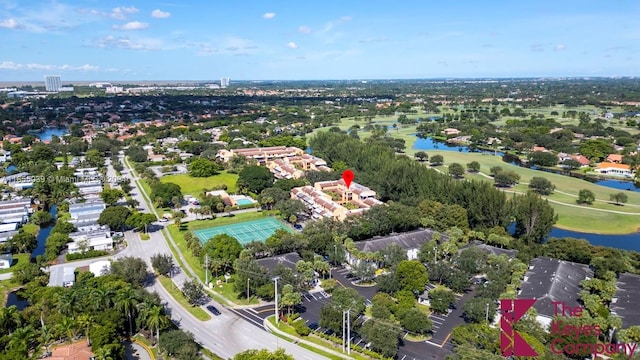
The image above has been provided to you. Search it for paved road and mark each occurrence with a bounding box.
[119,155,326,360]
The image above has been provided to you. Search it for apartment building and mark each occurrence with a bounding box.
[291,179,383,221]
[67,229,113,254]
[216,146,304,164]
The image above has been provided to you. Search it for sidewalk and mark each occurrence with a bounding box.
[263,317,354,360]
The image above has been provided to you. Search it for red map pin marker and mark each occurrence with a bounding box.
[342,170,354,189]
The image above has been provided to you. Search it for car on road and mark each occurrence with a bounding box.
[206,305,221,315]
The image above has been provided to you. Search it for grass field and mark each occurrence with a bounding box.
[311,113,640,234]
[194,217,292,245]
[160,171,238,197]
[188,211,273,230]
[429,150,640,234]
[0,253,29,274]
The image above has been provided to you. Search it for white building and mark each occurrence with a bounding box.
[89,260,111,277]
[221,77,230,87]
[67,229,113,254]
[0,254,12,270]
[69,200,106,220]
[44,75,62,92]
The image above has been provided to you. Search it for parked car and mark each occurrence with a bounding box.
[206,305,221,316]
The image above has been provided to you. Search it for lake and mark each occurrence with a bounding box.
[5,291,29,310]
[412,135,638,193]
[31,204,57,259]
[507,223,640,252]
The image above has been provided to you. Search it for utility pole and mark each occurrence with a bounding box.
[485,302,490,323]
[433,246,437,264]
[247,278,250,300]
[342,310,346,353]
[347,308,351,355]
[273,276,281,324]
[205,255,209,286]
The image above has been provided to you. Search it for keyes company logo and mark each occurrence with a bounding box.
[500,299,637,359]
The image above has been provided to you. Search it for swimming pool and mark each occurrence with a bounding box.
[236,198,255,206]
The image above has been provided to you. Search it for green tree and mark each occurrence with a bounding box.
[85,148,105,168]
[233,348,294,360]
[610,192,628,205]
[489,166,502,176]
[280,284,302,316]
[528,176,555,195]
[9,232,37,253]
[188,158,219,177]
[125,212,157,232]
[428,288,455,314]
[110,256,149,286]
[415,151,428,161]
[182,279,204,306]
[371,293,395,320]
[115,286,139,335]
[494,171,519,187]
[237,165,275,194]
[202,234,242,273]
[448,163,465,178]
[513,192,558,244]
[98,206,131,231]
[463,297,497,323]
[396,260,429,294]
[360,319,402,358]
[577,189,595,205]
[430,154,444,166]
[159,330,199,360]
[466,161,481,172]
[528,151,558,167]
[399,307,433,335]
[579,139,613,161]
[31,210,52,226]
[143,305,170,348]
[149,182,182,207]
[100,188,124,206]
[150,253,174,276]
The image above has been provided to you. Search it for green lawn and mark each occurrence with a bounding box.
[427,150,640,234]
[0,253,29,274]
[160,171,239,197]
[157,275,211,321]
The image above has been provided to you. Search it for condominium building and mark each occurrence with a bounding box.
[216,146,304,164]
[67,229,113,254]
[45,75,62,92]
[291,179,383,221]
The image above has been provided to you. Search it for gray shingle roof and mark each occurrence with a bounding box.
[462,240,518,259]
[354,229,447,253]
[611,273,640,328]
[518,257,593,318]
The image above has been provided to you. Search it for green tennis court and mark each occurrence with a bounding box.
[194,217,293,245]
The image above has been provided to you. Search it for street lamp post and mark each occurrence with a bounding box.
[247,278,250,301]
[273,276,281,324]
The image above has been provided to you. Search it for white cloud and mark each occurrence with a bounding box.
[339,16,352,22]
[555,44,566,51]
[0,18,19,29]
[151,9,170,19]
[0,61,99,71]
[113,21,149,31]
[90,35,159,50]
[263,12,275,19]
[110,6,138,20]
[298,25,311,34]
[286,42,297,49]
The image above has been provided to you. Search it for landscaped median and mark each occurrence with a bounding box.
[264,315,391,360]
[156,275,211,321]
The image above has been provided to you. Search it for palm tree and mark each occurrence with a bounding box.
[58,316,77,341]
[115,287,139,336]
[56,291,76,318]
[9,325,35,353]
[91,287,114,310]
[144,305,170,348]
[92,346,115,360]
[76,314,93,346]
[0,305,22,335]
[39,324,54,356]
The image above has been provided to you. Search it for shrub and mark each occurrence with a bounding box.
[292,319,311,336]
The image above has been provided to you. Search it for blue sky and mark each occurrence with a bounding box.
[0,0,639,81]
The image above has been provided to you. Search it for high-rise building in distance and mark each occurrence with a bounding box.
[44,75,62,92]
[220,77,230,87]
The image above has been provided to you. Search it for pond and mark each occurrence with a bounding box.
[33,128,68,142]
[31,204,57,259]
[5,291,29,310]
[412,135,504,156]
[594,179,640,192]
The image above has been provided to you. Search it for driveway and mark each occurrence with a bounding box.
[331,267,378,301]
